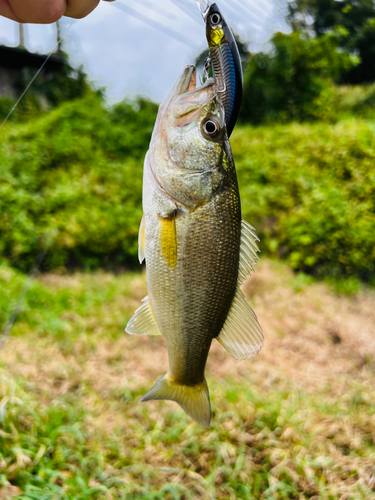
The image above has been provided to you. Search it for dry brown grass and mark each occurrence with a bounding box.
[5,260,375,397]
[235,260,374,391]
[0,260,374,499]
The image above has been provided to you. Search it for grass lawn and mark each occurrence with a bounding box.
[0,260,374,499]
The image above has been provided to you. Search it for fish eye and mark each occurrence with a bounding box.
[202,118,221,139]
[210,13,221,26]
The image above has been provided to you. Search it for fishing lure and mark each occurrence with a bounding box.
[197,0,243,137]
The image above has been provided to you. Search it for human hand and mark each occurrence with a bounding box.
[0,0,114,23]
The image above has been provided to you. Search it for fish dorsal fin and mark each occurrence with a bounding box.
[125,296,161,336]
[138,215,146,264]
[217,288,264,360]
[238,218,260,285]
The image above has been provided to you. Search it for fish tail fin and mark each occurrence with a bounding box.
[141,374,211,428]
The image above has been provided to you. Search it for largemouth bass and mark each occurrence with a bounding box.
[197,0,243,137]
[126,66,263,427]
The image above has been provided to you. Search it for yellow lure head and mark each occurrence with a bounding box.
[208,27,225,47]
[205,3,225,47]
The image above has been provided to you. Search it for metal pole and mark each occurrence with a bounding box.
[56,21,62,53]
[18,24,25,47]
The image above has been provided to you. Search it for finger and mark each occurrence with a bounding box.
[64,0,100,19]
[0,0,18,22]
[0,0,66,23]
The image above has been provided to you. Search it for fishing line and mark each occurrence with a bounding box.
[0,3,190,349]
[220,0,261,30]
[0,236,54,350]
[0,20,75,132]
[169,0,202,25]
[142,0,178,21]
[241,0,272,19]
[246,0,273,12]
[0,20,74,348]
[113,1,192,46]
[228,0,265,24]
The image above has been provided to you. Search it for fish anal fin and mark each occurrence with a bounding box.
[217,289,264,360]
[138,215,146,264]
[125,296,161,336]
[239,218,260,285]
[142,374,211,428]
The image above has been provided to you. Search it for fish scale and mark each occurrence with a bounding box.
[146,187,241,384]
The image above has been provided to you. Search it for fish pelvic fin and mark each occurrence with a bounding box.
[125,296,161,336]
[141,375,211,428]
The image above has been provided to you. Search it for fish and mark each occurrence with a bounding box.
[197,0,243,137]
[126,65,263,428]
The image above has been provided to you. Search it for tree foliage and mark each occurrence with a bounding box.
[26,60,95,107]
[287,0,375,82]
[1,53,98,123]
[347,18,375,83]
[240,31,357,124]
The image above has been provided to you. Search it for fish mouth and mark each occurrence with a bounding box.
[172,64,216,102]
[174,65,216,101]
[175,65,197,96]
[164,65,219,128]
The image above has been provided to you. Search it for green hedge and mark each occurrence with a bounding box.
[1,95,374,282]
[234,120,375,282]
[0,95,157,271]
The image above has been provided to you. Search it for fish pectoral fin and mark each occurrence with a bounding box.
[238,218,260,285]
[217,288,264,360]
[138,215,146,264]
[125,296,161,336]
[159,214,177,270]
[142,375,211,428]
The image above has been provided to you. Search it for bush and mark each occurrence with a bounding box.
[334,83,375,118]
[0,97,15,121]
[1,93,375,283]
[0,95,158,271]
[233,120,375,282]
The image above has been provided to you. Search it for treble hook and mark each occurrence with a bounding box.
[204,56,211,81]
[200,56,212,85]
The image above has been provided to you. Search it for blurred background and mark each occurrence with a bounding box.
[0,0,375,498]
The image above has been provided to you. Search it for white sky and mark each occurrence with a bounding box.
[0,0,288,103]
